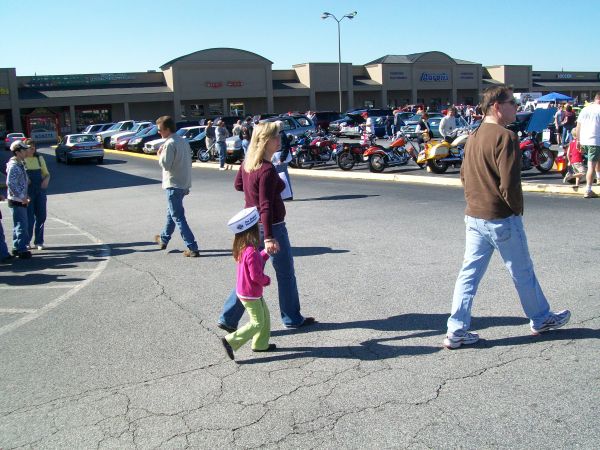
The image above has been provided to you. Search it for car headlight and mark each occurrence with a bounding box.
[130,138,141,144]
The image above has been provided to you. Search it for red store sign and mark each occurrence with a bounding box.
[206,81,244,88]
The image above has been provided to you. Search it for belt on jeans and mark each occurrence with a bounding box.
[8,200,27,208]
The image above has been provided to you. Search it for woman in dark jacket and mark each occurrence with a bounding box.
[218,121,315,331]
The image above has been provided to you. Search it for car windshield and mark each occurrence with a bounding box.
[106,123,121,131]
[134,126,154,137]
[294,116,312,127]
[70,135,97,144]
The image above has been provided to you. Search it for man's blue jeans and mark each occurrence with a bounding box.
[216,141,226,168]
[11,205,29,253]
[447,215,551,335]
[219,222,303,328]
[0,219,10,258]
[160,188,198,251]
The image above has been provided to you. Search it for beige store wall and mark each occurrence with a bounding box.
[129,101,174,121]
[274,96,309,113]
[176,66,269,100]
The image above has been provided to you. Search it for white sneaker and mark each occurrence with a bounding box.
[531,310,571,335]
[36,245,44,251]
[443,331,479,349]
[219,167,226,171]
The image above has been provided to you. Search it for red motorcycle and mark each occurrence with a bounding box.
[335,131,377,171]
[519,131,554,173]
[293,133,337,169]
[363,134,419,173]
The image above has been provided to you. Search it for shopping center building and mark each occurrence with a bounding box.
[1,47,599,139]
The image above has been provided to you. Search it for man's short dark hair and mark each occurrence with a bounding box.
[156,116,175,132]
[480,85,513,116]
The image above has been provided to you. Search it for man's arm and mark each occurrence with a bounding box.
[497,134,523,215]
[158,140,175,170]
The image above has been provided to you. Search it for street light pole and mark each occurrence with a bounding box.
[321,11,357,114]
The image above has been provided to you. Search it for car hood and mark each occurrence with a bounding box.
[147,138,166,146]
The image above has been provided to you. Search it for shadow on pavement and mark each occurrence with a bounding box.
[292,246,349,257]
[239,314,593,364]
[293,194,379,202]
[0,272,85,286]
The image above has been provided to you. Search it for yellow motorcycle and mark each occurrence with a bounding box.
[416,132,469,174]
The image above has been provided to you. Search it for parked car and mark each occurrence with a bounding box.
[127,125,161,152]
[4,132,26,149]
[55,134,104,164]
[82,123,114,134]
[142,126,204,154]
[262,114,315,137]
[109,122,153,148]
[96,120,136,148]
[225,136,244,163]
[312,111,341,130]
[401,114,469,139]
[143,137,166,155]
[189,131,207,160]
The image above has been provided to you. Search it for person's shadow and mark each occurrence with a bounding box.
[238,313,598,364]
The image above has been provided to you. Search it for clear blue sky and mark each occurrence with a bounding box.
[3,0,599,76]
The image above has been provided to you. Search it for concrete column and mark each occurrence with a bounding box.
[411,88,418,104]
[222,98,228,115]
[69,105,77,133]
[451,88,457,105]
[266,66,274,113]
[309,89,316,111]
[346,65,354,111]
[7,68,21,132]
[381,89,387,108]
[123,102,130,119]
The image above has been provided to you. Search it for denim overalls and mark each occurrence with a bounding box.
[25,155,47,247]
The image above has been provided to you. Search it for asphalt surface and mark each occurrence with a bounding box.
[0,147,599,449]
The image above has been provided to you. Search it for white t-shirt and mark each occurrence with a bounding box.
[577,103,600,146]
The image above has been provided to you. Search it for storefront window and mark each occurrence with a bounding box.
[189,104,204,117]
[229,102,245,117]
[363,100,374,108]
[76,107,110,131]
[208,103,223,116]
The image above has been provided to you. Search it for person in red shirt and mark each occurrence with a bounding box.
[563,128,586,186]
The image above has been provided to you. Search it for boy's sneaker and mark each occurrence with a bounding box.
[443,331,479,350]
[183,249,200,257]
[583,190,598,198]
[154,235,167,250]
[531,310,571,335]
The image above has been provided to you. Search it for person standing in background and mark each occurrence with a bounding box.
[23,139,50,250]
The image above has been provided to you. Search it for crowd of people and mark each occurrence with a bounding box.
[3,87,597,359]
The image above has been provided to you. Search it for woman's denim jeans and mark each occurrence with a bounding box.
[160,188,198,251]
[27,189,47,246]
[447,215,551,335]
[219,222,303,328]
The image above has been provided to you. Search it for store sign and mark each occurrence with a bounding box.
[389,71,407,80]
[557,73,573,79]
[25,73,135,88]
[31,129,57,142]
[206,81,244,88]
[420,72,449,82]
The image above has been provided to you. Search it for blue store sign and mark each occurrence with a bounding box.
[420,72,449,82]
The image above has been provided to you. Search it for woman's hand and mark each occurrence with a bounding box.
[41,178,49,190]
[264,239,280,255]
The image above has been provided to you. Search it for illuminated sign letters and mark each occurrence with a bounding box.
[206,81,244,88]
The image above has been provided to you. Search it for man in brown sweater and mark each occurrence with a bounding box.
[443,85,571,349]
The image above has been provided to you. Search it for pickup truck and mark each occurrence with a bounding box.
[96,120,136,148]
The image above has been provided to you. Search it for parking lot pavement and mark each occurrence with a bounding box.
[0,216,110,336]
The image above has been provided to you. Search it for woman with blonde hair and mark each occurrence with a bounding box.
[218,121,315,331]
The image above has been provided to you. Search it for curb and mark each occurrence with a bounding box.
[104,148,597,198]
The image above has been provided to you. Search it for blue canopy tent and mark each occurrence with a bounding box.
[536,92,573,102]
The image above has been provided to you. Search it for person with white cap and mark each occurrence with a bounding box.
[218,121,315,331]
[6,140,32,258]
[220,206,274,360]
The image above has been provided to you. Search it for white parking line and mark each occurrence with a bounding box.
[0,217,110,337]
[0,284,81,290]
[43,233,88,236]
[0,308,38,314]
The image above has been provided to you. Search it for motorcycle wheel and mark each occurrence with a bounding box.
[535,149,554,173]
[296,151,313,169]
[427,158,448,174]
[414,157,426,169]
[368,154,386,173]
[337,152,355,171]
[198,150,210,162]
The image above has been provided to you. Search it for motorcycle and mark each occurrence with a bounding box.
[292,132,337,169]
[518,131,554,173]
[335,131,377,171]
[363,133,419,173]
[416,131,470,174]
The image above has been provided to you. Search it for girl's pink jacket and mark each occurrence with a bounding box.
[236,246,270,300]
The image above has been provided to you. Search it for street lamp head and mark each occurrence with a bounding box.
[344,11,357,19]
[321,12,332,19]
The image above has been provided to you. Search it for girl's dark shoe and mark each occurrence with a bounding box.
[252,344,277,352]
[217,322,237,333]
[220,338,235,360]
[17,251,32,259]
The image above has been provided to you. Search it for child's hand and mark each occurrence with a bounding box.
[264,276,271,287]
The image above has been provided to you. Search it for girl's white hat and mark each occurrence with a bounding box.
[227,206,259,233]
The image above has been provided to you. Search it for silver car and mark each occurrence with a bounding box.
[263,115,315,137]
[55,134,104,164]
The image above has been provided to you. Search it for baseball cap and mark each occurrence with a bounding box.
[10,140,30,152]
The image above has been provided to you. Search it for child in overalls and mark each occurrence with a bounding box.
[563,128,586,187]
[23,139,50,250]
[220,206,275,360]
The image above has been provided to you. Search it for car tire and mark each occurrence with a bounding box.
[97,157,104,164]
[65,154,71,165]
[55,153,61,163]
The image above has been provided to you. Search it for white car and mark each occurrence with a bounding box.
[143,137,166,154]
[4,132,26,149]
[96,120,136,148]
[110,122,153,148]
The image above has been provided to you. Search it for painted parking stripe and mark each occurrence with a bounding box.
[0,285,81,290]
[0,308,38,314]
[0,217,110,337]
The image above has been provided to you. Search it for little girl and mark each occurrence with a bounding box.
[220,207,275,360]
[563,128,586,187]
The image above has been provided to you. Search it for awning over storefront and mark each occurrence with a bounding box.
[19,85,172,100]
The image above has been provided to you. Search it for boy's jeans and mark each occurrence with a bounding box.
[160,188,198,251]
